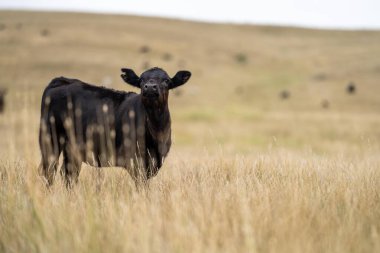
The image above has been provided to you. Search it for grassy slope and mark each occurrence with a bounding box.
[0,11,379,253]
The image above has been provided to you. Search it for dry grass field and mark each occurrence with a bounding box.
[0,11,380,253]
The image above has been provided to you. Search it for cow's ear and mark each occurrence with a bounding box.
[170,71,191,89]
[121,68,140,88]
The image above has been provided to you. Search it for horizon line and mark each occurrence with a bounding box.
[1,8,380,32]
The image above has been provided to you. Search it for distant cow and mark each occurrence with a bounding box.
[346,82,356,94]
[0,88,6,113]
[39,67,191,186]
[279,90,290,100]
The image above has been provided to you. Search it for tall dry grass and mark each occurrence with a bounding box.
[1,150,379,253]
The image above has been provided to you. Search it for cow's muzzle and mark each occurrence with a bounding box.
[142,83,159,98]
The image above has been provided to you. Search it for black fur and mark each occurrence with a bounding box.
[39,67,191,186]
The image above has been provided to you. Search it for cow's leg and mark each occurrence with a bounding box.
[146,148,162,179]
[61,147,82,188]
[40,149,60,186]
[39,124,61,186]
[94,157,104,192]
[133,157,150,191]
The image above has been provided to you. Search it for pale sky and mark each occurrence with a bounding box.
[1,0,380,29]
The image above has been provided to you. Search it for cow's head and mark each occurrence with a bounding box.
[121,67,191,106]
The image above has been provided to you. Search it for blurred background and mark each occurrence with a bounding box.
[0,0,380,159]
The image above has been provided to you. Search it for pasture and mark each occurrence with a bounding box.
[0,11,379,253]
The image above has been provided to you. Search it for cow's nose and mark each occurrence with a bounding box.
[144,84,157,91]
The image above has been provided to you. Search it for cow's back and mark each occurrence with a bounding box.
[41,77,134,122]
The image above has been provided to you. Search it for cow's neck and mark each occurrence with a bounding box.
[144,103,171,140]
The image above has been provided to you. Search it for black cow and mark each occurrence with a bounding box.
[279,90,290,100]
[39,67,191,186]
[346,82,356,94]
[0,88,6,113]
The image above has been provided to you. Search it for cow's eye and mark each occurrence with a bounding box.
[162,79,170,85]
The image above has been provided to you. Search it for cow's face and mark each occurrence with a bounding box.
[121,67,191,106]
